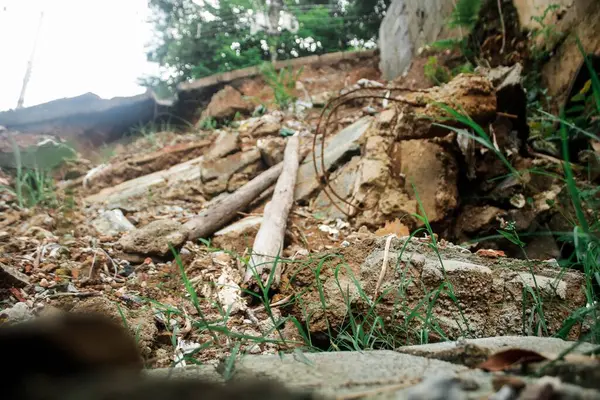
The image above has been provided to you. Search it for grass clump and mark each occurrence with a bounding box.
[0,136,67,209]
[424,56,452,86]
[259,62,303,110]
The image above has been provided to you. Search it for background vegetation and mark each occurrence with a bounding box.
[139,0,389,97]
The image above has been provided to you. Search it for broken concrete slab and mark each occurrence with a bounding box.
[83,140,211,194]
[541,0,600,109]
[399,336,598,358]
[294,116,373,202]
[0,91,171,147]
[395,74,497,140]
[84,155,205,205]
[312,156,361,220]
[284,236,588,340]
[201,149,262,196]
[238,113,283,138]
[148,350,495,399]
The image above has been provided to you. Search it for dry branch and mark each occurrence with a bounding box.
[183,162,283,241]
[244,135,300,286]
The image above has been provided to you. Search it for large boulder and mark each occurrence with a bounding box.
[201,85,253,121]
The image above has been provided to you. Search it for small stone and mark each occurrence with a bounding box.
[0,263,30,289]
[91,209,136,237]
[38,278,49,288]
[118,219,189,257]
[0,302,33,323]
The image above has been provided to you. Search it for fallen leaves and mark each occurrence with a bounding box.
[475,248,506,258]
[375,219,410,237]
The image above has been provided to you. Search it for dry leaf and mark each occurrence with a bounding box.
[477,348,548,371]
[476,249,506,258]
[375,219,409,237]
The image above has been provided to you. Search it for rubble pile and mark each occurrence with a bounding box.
[1,9,599,395]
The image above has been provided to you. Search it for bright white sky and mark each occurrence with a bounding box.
[0,0,160,112]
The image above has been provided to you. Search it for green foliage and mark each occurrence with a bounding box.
[451,61,474,76]
[0,136,61,209]
[1,167,57,209]
[140,0,389,93]
[448,0,482,30]
[259,63,303,110]
[429,0,481,59]
[197,116,218,131]
[423,56,451,86]
[528,4,565,61]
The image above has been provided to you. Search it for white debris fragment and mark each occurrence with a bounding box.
[318,224,340,239]
[173,337,202,368]
[217,268,246,315]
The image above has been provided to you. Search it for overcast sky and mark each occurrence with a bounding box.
[0,0,159,112]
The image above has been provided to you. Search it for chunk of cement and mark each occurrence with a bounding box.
[295,117,372,201]
[148,350,495,399]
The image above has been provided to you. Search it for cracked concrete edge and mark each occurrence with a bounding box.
[144,350,497,399]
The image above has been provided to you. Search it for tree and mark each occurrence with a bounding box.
[140,0,390,96]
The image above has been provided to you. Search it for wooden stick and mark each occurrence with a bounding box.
[183,163,284,241]
[244,135,300,286]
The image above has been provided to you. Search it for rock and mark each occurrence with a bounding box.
[0,263,30,289]
[395,139,458,224]
[71,296,157,357]
[201,149,262,196]
[542,0,600,109]
[91,209,136,237]
[0,302,33,323]
[239,113,283,137]
[226,159,265,193]
[118,219,189,257]
[513,0,572,30]
[524,233,561,261]
[456,206,506,235]
[257,137,286,166]
[294,116,373,201]
[285,236,587,340]
[83,141,211,194]
[378,0,458,80]
[204,130,239,160]
[201,85,252,120]
[18,213,55,234]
